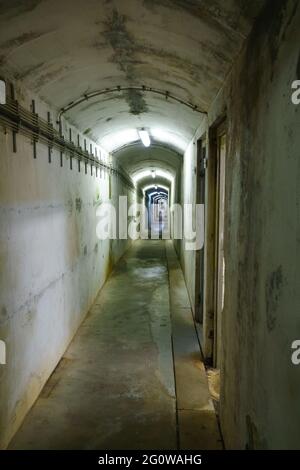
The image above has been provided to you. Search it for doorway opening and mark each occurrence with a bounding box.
[145,186,169,239]
[213,122,226,370]
[204,118,227,407]
[195,137,206,324]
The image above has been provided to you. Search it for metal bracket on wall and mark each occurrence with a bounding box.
[32,138,37,159]
[0,96,135,190]
[32,109,39,159]
[12,100,19,152]
[48,146,52,163]
[12,129,17,153]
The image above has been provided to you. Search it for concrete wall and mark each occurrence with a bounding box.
[218,0,300,449]
[0,84,135,448]
[180,0,300,449]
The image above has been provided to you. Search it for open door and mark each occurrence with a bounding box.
[213,124,226,369]
[195,138,206,323]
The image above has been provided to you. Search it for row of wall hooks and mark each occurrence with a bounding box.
[0,96,134,190]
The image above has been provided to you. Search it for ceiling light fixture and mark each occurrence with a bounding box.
[138,128,151,147]
[151,169,156,179]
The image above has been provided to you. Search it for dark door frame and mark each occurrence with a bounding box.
[213,123,227,368]
[204,116,227,366]
[195,138,206,324]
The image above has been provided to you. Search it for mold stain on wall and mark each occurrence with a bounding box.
[265,265,284,332]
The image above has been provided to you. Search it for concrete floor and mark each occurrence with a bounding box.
[9,241,222,450]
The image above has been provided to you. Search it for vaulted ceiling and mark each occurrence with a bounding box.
[0,0,267,153]
[0,0,267,196]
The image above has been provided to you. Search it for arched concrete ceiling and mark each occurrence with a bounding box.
[114,144,181,178]
[133,167,173,184]
[0,0,267,153]
[143,184,169,193]
[136,174,172,192]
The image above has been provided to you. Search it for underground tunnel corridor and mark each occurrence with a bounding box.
[8,240,222,450]
[0,0,299,456]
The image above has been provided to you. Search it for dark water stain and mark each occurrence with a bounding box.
[0,31,45,50]
[102,8,138,82]
[253,0,298,81]
[265,265,283,332]
[245,414,267,449]
[138,42,225,99]
[99,7,217,112]
[75,198,82,212]
[0,0,42,19]
[67,198,73,216]
[143,0,251,40]
[124,88,148,115]
[84,245,87,256]
[15,63,69,91]
[83,127,92,135]
[267,1,288,65]
[1,306,8,321]
[102,6,223,82]
[14,61,45,80]
[137,43,203,83]
[32,65,70,90]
